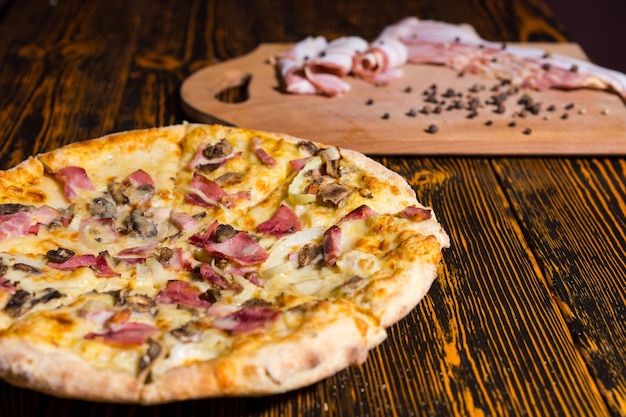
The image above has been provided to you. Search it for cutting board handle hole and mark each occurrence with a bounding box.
[214,72,251,104]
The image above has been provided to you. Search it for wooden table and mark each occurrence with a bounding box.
[1,0,625,416]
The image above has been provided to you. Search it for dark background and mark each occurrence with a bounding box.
[544,0,626,73]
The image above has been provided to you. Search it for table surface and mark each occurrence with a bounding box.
[1,1,625,416]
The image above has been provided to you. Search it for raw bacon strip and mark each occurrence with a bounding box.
[85,322,158,345]
[156,280,212,308]
[201,232,269,266]
[276,36,328,95]
[55,166,95,200]
[213,306,280,335]
[256,204,302,237]
[250,136,277,167]
[339,205,377,223]
[385,17,626,101]
[352,37,408,85]
[323,225,341,266]
[307,36,369,77]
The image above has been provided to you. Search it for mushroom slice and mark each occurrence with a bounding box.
[317,183,351,206]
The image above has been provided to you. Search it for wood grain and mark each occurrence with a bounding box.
[180,43,626,156]
[1,0,626,416]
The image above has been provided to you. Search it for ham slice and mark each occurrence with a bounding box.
[323,225,341,266]
[186,174,227,207]
[54,166,95,200]
[201,232,269,266]
[0,206,59,241]
[85,321,158,345]
[250,136,277,167]
[212,305,280,335]
[156,280,212,308]
[47,253,120,277]
[124,169,155,187]
[256,204,302,237]
[339,205,377,223]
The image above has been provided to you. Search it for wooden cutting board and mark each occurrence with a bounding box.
[181,43,626,155]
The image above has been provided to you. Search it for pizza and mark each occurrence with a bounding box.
[0,123,449,404]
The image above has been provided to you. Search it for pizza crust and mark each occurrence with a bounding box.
[141,301,386,404]
[0,336,142,403]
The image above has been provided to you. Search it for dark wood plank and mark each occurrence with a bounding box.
[493,157,626,416]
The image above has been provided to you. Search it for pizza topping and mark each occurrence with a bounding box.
[298,141,319,155]
[214,172,244,186]
[339,204,377,222]
[318,183,351,206]
[127,209,158,238]
[3,289,30,317]
[89,197,117,219]
[257,204,302,237]
[54,166,95,200]
[317,146,342,178]
[0,204,31,215]
[186,174,227,207]
[212,305,280,335]
[47,253,120,278]
[0,208,58,241]
[116,291,158,315]
[213,224,238,243]
[46,247,76,263]
[108,182,130,205]
[0,277,17,293]
[288,156,323,204]
[188,139,238,172]
[200,231,269,266]
[298,243,323,268]
[125,169,155,187]
[30,288,64,307]
[117,241,159,258]
[399,205,432,221]
[170,320,207,343]
[170,212,198,231]
[85,321,158,346]
[251,136,277,167]
[323,225,342,266]
[138,338,166,381]
[156,280,212,309]
[12,263,42,274]
[196,264,239,290]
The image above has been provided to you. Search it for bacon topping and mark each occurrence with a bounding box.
[47,253,120,277]
[250,136,277,167]
[188,140,239,172]
[156,280,212,309]
[186,174,227,207]
[339,205,377,222]
[256,204,302,237]
[0,206,59,241]
[125,169,155,187]
[323,225,342,266]
[55,166,95,200]
[201,232,269,266]
[85,321,158,345]
[170,212,198,231]
[399,205,432,221]
[212,306,280,335]
[197,264,236,290]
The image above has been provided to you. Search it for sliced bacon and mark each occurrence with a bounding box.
[289,157,312,171]
[186,174,227,207]
[276,36,328,95]
[352,37,408,85]
[189,220,219,247]
[187,147,241,172]
[219,191,251,209]
[159,247,193,271]
[55,166,95,200]
[384,17,626,101]
[156,280,212,308]
[399,205,432,221]
[250,136,277,167]
[124,169,155,187]
[47,253,119,277]
[212,305,280,335]
[256,204,302,237]
[201,232,269,266]
[85,321,158,345]
[323,225,342,266]
[307,36,369,77]
[339,205,377,223]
